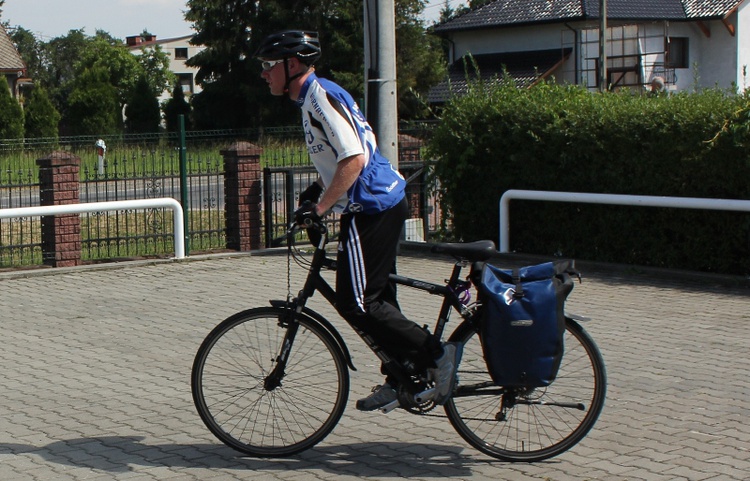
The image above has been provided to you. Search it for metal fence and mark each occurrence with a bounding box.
[78,147,225,260]
[0,135,229,267]
[0,127,442,268]
[0,165,42,266]
[262,160,443,248]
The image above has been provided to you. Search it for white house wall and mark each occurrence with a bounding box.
[447,16,745,93]
[667,20,736,91]
[130,36,204,105]
[738,2,750,90]
[157,38,204,104]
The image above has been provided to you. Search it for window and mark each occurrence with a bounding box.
[178,73,194,94]
[666,37,689,69]
[175,47,189,60]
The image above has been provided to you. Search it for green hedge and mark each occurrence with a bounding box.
[427,80,750,275]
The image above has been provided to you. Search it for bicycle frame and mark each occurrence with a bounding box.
[270,227,478,408]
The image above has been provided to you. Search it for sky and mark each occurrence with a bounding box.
[2,0,458,42]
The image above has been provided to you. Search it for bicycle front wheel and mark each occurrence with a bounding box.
[191,307,350,457]
[446,317,607,462]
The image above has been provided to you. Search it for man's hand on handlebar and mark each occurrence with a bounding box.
[294,200,322,227]
[298,181,323,205]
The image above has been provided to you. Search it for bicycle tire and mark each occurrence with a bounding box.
[191,306,350,457]
[445,317,606,462]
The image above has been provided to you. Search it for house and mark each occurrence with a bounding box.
[0,23,30,101]
[126,34,204,104]
[429,0,748,102]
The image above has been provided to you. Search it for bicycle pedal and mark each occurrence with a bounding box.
[414,387,435,404]
[378,399,400,414]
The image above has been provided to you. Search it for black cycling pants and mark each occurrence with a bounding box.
[335,197,441,370]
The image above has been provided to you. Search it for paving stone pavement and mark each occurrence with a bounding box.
[0,248,748,481]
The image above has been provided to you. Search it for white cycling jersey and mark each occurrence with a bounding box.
[296,72,404,214]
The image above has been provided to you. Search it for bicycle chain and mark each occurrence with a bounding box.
[404,403,438,415]
[408,410,446,417]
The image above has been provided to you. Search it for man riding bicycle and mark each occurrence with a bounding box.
[255,29,462,411]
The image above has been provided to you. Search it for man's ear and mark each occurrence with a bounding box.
[289,57,309,74]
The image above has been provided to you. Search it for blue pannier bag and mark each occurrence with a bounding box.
[476,260,579,387]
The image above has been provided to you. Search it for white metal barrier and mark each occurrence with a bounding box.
[499,189,750,253]
[0,198,186,259]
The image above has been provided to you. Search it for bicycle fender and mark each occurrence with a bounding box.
[269,300,357,371]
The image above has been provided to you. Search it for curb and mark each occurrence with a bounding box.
[398,241,750,289]
[2,241,748,289]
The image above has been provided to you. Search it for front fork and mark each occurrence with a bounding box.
[264,243,324,392]
[263,304,301,392]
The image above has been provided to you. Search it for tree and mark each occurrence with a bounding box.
[132,43,175,100]
[396,0,446,119]
[163,81,192,132]
[43,29,91,111]
[10,28,174,134]
[184,0,262,129]
[24,86,60,139]
[0,76,24,140]
[125,75,161,133]
[65,66,121,136]
[437,0,470,24]
[77,36,148,108]
[9,26,46,85]
[184,0,445,128]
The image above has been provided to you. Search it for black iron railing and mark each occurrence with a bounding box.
[0,127,440,268]
[78,148,225,260]
[262,161,443,248]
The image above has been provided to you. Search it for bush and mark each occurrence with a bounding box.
[0,76,24,140]
[65,66,121,136]
[24,86,61,139]
[428,80,750,275]
[125,76,161,133]
[163,81,192,132]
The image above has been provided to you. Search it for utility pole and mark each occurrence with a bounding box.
[364,0,400,167]
[599,0,607,92]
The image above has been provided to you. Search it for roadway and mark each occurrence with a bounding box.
[0,249,748,480]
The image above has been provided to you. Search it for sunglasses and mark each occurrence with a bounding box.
[261,59,285,71]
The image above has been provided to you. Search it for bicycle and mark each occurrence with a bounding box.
[191,221,607,461]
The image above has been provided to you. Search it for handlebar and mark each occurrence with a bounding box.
[287,218,329,250]
[287,218,328,235]
[285,220,337,270]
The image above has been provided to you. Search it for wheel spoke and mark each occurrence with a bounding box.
[192,307,349,456]
[445,318,606,461]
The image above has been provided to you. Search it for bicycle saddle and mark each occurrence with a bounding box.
[430,240,497,262]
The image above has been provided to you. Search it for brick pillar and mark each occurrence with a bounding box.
[222,141,263,251]
[398,135,425,219]
[37,151,82,267]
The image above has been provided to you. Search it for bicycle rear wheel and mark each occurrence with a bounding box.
[446,317,606,462]
[191,306,350,457]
